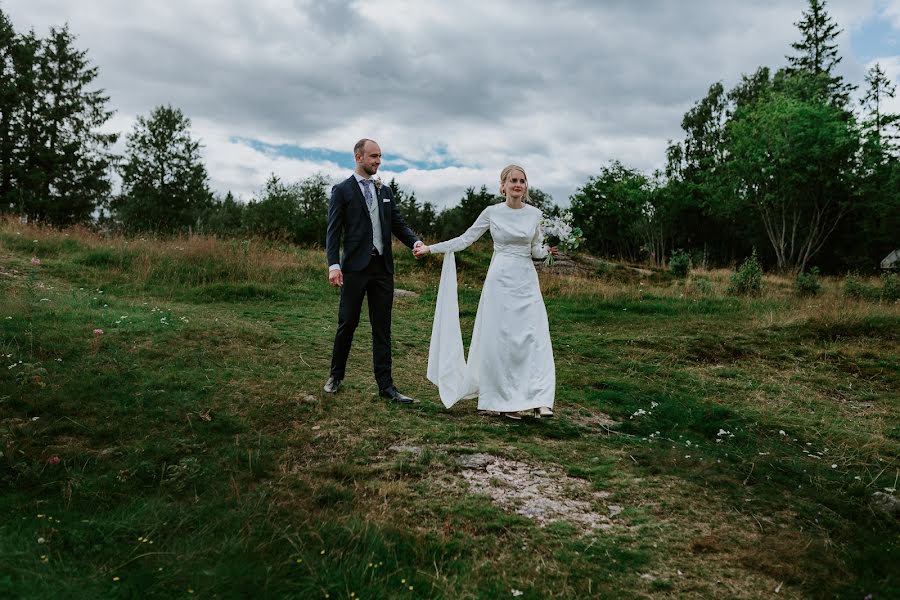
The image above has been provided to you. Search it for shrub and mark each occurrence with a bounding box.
[844,274,880,301]
[795,267,821,297]
[669,249,692,279]
[692,276,713,295]
[882,272,900,301]
[728,249,763,296]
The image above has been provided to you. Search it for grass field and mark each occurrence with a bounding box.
[1,218,898,599]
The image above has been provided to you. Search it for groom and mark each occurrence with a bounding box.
[324,138,423,403]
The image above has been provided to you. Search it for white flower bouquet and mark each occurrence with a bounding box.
[540,210,584,266]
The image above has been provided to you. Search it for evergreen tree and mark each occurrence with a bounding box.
[0,13,115,224]
[859,62,898,161]
[242,173,329,245]
[112,105,212,232]
[200,191,244,236]
[30,26,116,225]
[435,185,498,239]
[0,10,17,206]
[785,0,855,108]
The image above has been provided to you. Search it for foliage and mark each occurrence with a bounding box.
[242,173,329,245]
[843,274,879,301]
[795,266,822,296]
[859,62,899,160]
[110,105,213,233]
[0,12,116,225]
[433,185,498,239]
[390,178,438,238]
[881,272,900,302]
[691,276,713,295]
[726,83,858,273]
[784,0,855,108]
[728,248,763,295]
[570,161,651,262]
[669,249,692,278]
[200,192,245,237]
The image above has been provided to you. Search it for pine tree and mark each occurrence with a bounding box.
[113,105,213,232]
[31,25,117,225]
[0,13,115,224]
[859,62,898,161]
[785,0,855,108]
[0,10,16,206]
[6,28,42,218]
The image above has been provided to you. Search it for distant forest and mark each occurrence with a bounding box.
[1,0,897,273]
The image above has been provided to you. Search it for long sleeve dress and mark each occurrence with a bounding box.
[426,202,555,412]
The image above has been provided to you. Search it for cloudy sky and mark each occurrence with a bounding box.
[4,0,900,210]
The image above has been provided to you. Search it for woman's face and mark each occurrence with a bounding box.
[503,169,527,201]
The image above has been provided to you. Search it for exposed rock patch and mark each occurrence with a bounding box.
[454,452,613,530]
[872,491,899,518]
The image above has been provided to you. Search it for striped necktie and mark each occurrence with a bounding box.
[361,179,374,211]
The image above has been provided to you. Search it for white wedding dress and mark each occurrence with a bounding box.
[426,203,555,411]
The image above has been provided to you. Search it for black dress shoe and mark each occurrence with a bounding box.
[378,385,415,404]
[323,376,342,394]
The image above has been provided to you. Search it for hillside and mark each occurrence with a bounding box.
[1,219,898,599]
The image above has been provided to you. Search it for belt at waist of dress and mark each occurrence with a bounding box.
[493,245,533,258]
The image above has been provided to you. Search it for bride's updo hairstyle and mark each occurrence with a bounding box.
[499,164,530,203]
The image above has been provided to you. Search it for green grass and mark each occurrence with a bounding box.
[1,220,898,598]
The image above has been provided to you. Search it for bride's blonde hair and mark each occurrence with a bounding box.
[499,164,529,203]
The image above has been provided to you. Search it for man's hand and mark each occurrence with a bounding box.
[413,242,430,259]
[329,268,343,288]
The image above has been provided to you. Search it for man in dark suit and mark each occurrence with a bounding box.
[324,138,423,403]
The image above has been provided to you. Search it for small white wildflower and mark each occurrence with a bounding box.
[779,430,786,436]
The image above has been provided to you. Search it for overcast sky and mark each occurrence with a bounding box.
[4,0,900,210]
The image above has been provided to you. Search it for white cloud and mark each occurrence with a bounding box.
[1,0,892,211]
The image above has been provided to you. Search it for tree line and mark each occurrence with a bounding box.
[2,1,896,273]
[571,0,899,273]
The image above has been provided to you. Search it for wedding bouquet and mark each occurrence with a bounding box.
[540,211,584,266]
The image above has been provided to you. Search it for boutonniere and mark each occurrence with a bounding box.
[373,175,383,192]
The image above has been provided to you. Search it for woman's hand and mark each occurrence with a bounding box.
[413,244,431,259]
[549,246,559,256]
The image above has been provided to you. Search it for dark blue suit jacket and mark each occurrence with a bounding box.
[325,175,420,274]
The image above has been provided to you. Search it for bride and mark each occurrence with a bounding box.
[413,165,557,418]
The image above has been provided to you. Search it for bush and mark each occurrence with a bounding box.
[669,249,692,279]
[882,272,900,301]
[728,249,763,296]
[844,274,880,301]
[692,276,713,295]
[795,267,821,297]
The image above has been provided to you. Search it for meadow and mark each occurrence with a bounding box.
[1,218,898,599]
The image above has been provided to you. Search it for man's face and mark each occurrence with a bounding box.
[356,141,382,176]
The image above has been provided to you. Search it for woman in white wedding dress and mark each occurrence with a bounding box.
[413,165,557,418]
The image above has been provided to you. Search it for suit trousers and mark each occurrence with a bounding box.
[329,255,394,389]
